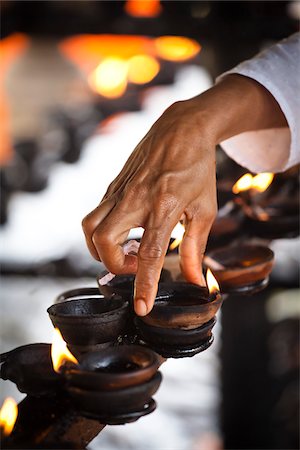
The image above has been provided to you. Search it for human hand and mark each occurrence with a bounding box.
[82,74,287,316]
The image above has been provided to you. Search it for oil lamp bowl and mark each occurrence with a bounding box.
[47,289,130,356]
[245,200,299,239]
[65,345,162,424]
[135,317,216,358]
[141,282,222,330]
[65,345,160,391]
[205,244,274,294]
[0,344,62,396]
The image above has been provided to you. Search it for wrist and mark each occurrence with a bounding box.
[186,74,287,145]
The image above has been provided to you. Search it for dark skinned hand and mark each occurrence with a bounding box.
[82,75,287,316]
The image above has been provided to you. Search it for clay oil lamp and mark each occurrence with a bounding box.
[204,243,274,295]
[245,198,299,239]
[135,270,222,358]
[0,343,62,397]
[47,288,130,358]
[232,172,299,239]
[63,345,162,424]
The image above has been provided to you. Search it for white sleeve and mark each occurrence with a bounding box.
[216,32,300,173]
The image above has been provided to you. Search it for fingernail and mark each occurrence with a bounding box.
[135,299,148,316]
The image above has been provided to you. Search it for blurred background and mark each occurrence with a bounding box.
[0,1,299,449]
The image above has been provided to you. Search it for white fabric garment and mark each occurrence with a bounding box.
[217,32,300,173]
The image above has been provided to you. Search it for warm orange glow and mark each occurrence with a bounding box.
[206,269,220,295]
[0,33,29,74]
[88,57,128,98]
[155,36,201,62]
[232,172,274,194]
[0,33,29,165]
[128,54,160,84]
[59,35,155,73]
[169,222,185,251]
[251,173,274,192]
[232,173,253,194]
[125,0,162,18]
[0,398,18,436]
[51,328,78,373]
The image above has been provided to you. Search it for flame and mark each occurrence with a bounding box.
[232,173,253,194]
[0,398,18,436]
[251,173,274,192]
[169,222,185,251]
[128,54,160,84]
[206,269,220,295]
[125,0,162,18]
[51,328,78,373]
[155,36,201,62]
[88,57,128,98]
[232,173,274,194]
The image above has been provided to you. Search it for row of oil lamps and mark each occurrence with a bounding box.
[1,250,274,436]
[0,169,298,438]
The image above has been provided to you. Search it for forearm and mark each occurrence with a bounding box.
[185,73,288,145]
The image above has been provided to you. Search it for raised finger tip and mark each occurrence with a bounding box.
[135,299,148,316]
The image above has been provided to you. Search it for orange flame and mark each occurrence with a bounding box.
[169,222,185,251]
[155,36,201,62]
[125,0,162,18]
[127,54,160,84]
[232,173,253,194]
[88,57,128,98]
[206,269,220,295]
[51,328,78,373]
[251,173,274,192]
[0,398,18,436]
[232,173,274,194]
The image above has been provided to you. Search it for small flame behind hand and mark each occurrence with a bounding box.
[206,268,220,296]
[232,173,274,194]
[169,223,185,251]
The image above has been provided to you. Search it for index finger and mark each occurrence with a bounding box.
[134,222,177,316]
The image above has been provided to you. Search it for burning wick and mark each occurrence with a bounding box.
[206,268,220,300]
[0,397,18,437]
[51,328,78,373]
[97,240,140,288]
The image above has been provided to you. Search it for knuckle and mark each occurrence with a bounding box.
[139,243,164,261]
[81,214,92,233]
